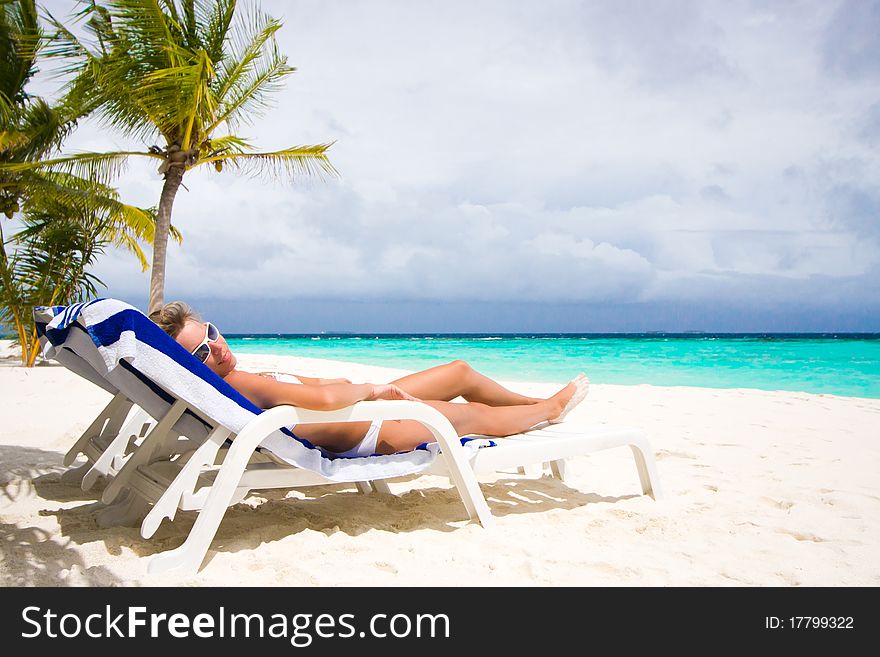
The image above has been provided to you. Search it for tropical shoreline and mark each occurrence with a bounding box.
[224,333,880,399]
[1,347,878,586]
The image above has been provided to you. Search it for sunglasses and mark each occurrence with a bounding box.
[191,322,221,363]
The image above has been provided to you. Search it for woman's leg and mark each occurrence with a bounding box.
[375,384,575,454]
[293,381,577,455]
[391,360,542,406]
[291,421,375,454]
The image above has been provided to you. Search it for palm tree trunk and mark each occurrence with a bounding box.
[148,165,185,316]
[26,328,40,367]
[0,228,29,365]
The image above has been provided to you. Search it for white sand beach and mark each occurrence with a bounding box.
[1,340,878,586]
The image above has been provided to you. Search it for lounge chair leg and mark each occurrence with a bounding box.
[60,461,91,486]
[103,400,187,504]
[434,437,495,528]
[63,392,134,472]
[629,440,664,501]
[148,423,267,575]
[81,464,106,491]
[370,480,392,495]
[517,464,541,477]
[112,409,155,470]
[355,481,373,494]
[549,459,566,481]
[96,490,151,528]
[112,436,139,471]
[142,427,230,539]
[83,430,134,490]
[85,409,156,489]
[63,393,131,467]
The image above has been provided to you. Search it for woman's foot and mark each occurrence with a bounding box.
[549,373,590,424]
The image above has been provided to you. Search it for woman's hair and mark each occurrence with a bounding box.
[150,301,199,338]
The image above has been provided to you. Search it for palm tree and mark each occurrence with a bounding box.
[3,183,138,366]
[41,0,337,315]
[1,0,156,363]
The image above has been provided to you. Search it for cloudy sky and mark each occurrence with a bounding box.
[38,0,880,331]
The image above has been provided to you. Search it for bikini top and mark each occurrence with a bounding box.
[245,370,303,385]
[272,372,303,385]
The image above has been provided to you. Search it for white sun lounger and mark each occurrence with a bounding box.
[41,299,663,575]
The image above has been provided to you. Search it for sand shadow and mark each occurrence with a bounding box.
[0,522,122,586]
[7,444,639,573]
[44,474,636,567]
[0,445,107,504]
[0,445,121,585]
[0,445,68,503]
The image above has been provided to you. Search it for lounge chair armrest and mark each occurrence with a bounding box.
[252,400,464,455]
[275,400,454,430]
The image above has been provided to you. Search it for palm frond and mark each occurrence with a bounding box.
[0,0,42,103]
[41,8,98,72]
[93,197,155,268]
[1,150,152,186]
[169,0,198,49]
[9,169,156,248]
[45,2,182,144]
[209,6,294,132]
[18,97,72,157]
[0,128,28,153]
[83,1,116,56]
[42,12,152,140]
[195,143,338,180]
[104,0,182,69]
[160,0,184,30]
[8,169,110,212]
[202,0,235,63]
[11,207,112,308]
[0,91,14,127]
[212,8,282,101]
[203,133,253,156]
[136,50,214,142]
[101,216,150,269]
[209,44,293,133]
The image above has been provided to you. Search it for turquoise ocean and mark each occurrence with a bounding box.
[226,333,880,399]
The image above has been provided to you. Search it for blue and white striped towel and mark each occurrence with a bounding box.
[40,299,494,482]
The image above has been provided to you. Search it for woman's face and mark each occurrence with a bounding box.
[176,319,237,377]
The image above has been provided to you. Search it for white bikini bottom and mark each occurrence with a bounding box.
[265,372,382,458]
[330,420,383,458]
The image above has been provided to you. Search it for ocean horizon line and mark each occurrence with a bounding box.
[4,331,880,340]
[224,331,880,339]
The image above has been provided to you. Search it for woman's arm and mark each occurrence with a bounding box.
[227,371,416,410]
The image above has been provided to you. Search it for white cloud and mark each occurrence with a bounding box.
[30,0,880,314]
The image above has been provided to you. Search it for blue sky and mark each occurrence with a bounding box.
[38,0,880,332]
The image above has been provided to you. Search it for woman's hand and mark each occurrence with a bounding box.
[366,384,421,402]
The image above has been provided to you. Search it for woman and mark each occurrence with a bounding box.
[151,302,590,457]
